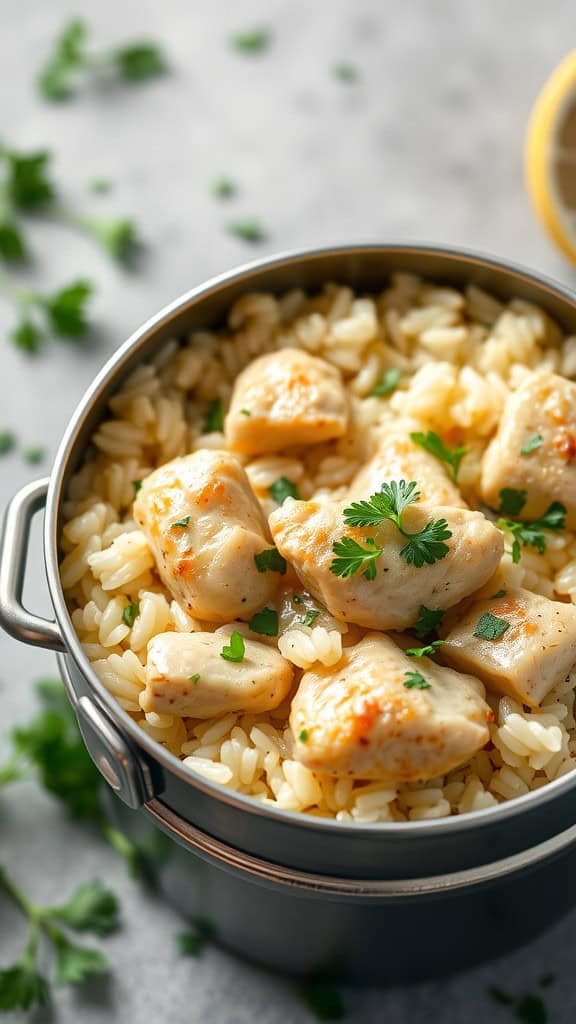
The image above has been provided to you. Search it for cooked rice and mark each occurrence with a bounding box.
[60,275,576,822]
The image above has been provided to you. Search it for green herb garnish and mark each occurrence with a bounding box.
[89,178,112,194]
[369,367,401,397]
[330,536,382,581]
[404,670,431,690]
[254,548,287,574]
[299,730,309,743]
[4,149,55,210]
[302,610,320,627]
[490,588,507,599]
[10,279,94,353]
[249,607,278,637]
[132,480,142,495]
[292,594,304,604]
[405,640,444,658]
[171,516,190,528]
[220,631,245,662]
[38,19,167,101]
[227,218,267,243]
[231,28,271,54]
[211,176,237,199]
[414,605,445,640]
[240,408,251,416]
[333,62,359,83]
[338,480,452,570]
[0,220,27,262]
[498,501,567,563]
[0,430,15,454]
[22,445,45,464]
[0,869,118,1012]
[269,477,299,504]
[521,434,543,456]
[204,398,224,433]
[189,674,200,685]
[473,612,510,641]
[79,216,138,262]
[410,430,467,483]
[176,930,206,957]
[121,603,138,628]
[498,488,527,517]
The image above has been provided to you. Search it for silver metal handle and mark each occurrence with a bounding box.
[0,477,65,651]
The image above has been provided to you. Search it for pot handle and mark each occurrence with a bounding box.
[0,477,65,651]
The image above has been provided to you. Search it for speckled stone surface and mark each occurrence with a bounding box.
[2,1,576,1020]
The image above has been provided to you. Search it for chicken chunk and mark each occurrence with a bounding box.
[269,498,503,630]
[440,587,576,708]
[481,371,576,527]
[141,631,293,718]
[225,348,348,455]
[133,450,280,622]
[291,633,490,781]
[348,423,467,506]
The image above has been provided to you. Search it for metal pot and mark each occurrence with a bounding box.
[3,244,576,983]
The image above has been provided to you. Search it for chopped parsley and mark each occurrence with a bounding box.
[23,445,45,464]
[240,408,251,416]
[403,670,431,690]
[498,501,567,563]
[410,430,467,483]
[211,176,237,199]
[204,398,224,433]
[302,610,320,627]
[220,631,245,662]
[333,61,359,83]
[254,548,287,574]
[132,480,142,496]
[171,516,190,528]
[249,607,278,637]
[269,477,299,504]
[189,674,200,685]
[369,367,401,397]
[414,605,446,640]
[473,612,510,641]
[335,480,452,572]
[405,640,444,658]
[230,28,271,54]
[498,488,527,517]
[176,918,214,956]
[9,279,94,354]
[299,730,309,743]
[292,594,304,604]
[490,588,507,599]
[0,219,27,262]
[121,604,138,628]
[0,430,16,454]
[330,536,382,580]
[79,216,138,263]
[4,149,55,210]
[521,434,543,456]
[227,218,267,243]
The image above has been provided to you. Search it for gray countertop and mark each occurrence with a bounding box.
[2,0,576,1020]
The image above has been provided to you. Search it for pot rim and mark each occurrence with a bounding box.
[45,240,576,838]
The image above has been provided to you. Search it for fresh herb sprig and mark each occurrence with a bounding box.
[410,430,467,483]
[332,480,452,576]
[0,869,119,1012]
[38,18,167,101]
[413,605,446,640]
[7,278,94,353]
[498,501,567,563]
[405,640,444,658]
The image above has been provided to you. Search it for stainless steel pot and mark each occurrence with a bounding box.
[3,244,576,982]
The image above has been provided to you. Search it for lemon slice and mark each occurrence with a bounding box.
[526,50,576,264]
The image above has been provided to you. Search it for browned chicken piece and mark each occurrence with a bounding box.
[269,498,503,631]
[290,633,490,781]
[440,587,576,708]
[348,422,467,506]
[224,348,348,455]
[481,370,576,526]
[133,450,281,622]
[141,631,293,718]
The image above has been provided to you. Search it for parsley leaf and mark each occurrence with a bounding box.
[410,430,467,482]
[231,28,271,54]
[81,217,137,262]
[303,982,345,1021]
[227,218,267,243]
[490,589,507,599]
[0,430,15,454]
[0,219,27,262]
[330,536,382,580]
[53,932,108,985]
[42,279,93,337]
[10,320,43,353]
[176,931,206,957]
[269,477,299,504]
[414,605,445,639]
[498,501,567,562]
[114,43,167,81]
[204,398,224,433]
[49,880,120,936]
[400,517,451,568]
[249,607,278,636]
[473,612,510,641]
[521,434,543,456]
[403,670,431,690]
[0,962,48,1011]
[171,516,190,528]
[369,367,401,397]
[37,18,87,100]
[254,548,286,574]
[498,488,527,517]
[189,673,200,684]
[23,445,45,464]
[303,610,320,627]
[132,479,142,495]
[5,150,55,209]
[220,631,245,662]
[333,61,359,83]
[211,176,237,199]
[122,603,138,628]
[405,640,444,658]
[299,730,309,742]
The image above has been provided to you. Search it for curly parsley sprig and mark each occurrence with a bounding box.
[410,430,467,483]
[3,276,94,354]
[330,480,452,579]
[0,870,119,1012]
[497,499,567,563]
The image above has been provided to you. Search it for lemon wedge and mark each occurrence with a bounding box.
[526,50,576,264]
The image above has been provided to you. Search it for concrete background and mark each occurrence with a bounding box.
[1,0,576,1020]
